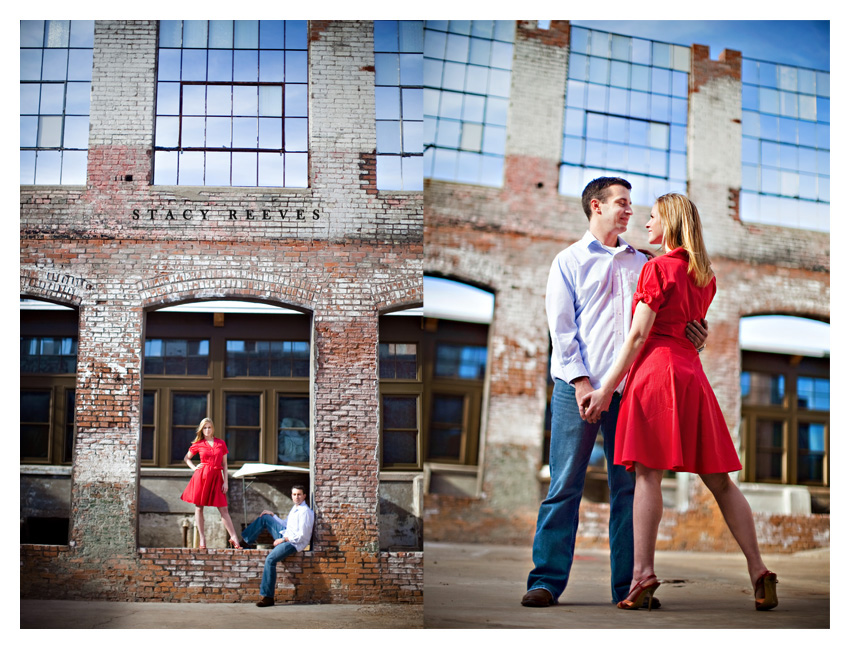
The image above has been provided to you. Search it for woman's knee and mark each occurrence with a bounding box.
[700,472,731,494]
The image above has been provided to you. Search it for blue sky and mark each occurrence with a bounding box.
[571,20,829,71]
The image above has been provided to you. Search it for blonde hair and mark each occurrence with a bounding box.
[192,418,215,443]
[654,193,714,288]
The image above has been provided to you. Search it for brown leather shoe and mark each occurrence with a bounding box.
[256,596,275,607]
[521,588,554,607]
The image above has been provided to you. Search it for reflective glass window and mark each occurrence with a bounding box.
[424,20,514,187]
[741,58,829,231]
[560,26,688,205]
[20,20,94,185]
[154,20,308,187]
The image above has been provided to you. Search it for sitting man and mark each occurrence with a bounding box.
[241,484,315,607]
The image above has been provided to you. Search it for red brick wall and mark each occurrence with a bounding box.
[20,545,422,603]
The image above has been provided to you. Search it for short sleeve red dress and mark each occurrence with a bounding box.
[614,248,742,474]
[180,438,229,507]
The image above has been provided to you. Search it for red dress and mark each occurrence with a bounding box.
[180,438,229,507]
[614,248,742,474]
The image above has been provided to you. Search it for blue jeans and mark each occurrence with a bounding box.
[527,379,635,603]
[242,514,298,598]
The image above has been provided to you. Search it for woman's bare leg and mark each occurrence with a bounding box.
[218,506,240,543]
[631,463,664,590]
[194,506,206,547]
[699,472,769,590]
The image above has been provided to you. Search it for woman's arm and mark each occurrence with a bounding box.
[221,454,229,494]
[184,449,198,471]
[581,301,657,422]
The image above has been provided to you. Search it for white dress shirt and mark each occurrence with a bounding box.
[546,230,648,393]
[280,501,315,552]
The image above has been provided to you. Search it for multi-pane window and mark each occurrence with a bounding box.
[144,339,210,375]
[560,26,689,206]
[374,20,424,190]
[21,391,52,461]
[741,59,829,232]
[381,395,420,465]
[154,20,309,187]
[20,20,94,185]
[21,336,78,374]
[225,393,261,461]
[434,343,487,380]
[169,392,210,463]
[143,309,311,468]
[740,351,829,488]
[278,396,310,464]
[424,20,515,187]
[379,343,418,379]
[225,340,309,377]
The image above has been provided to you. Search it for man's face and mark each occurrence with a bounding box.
[590,184,632,239]
[291,488,306,506]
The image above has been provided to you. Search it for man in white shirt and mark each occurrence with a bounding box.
[241,485,315,607]
[522,177,707,608]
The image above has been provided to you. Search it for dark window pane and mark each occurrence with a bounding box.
[21,391,52,459]
[383,431,418,465]
[383,395,417,429]
[226,393,261,426]
[141,391,155,461]
[428,394,465,460]
[63,389,75,463]
[171,393,208,462]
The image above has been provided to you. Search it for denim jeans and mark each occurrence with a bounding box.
[527,379,635,603]
[242,514,298,598]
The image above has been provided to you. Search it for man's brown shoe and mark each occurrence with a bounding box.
[521,588,554,607]
[256,596,275,607]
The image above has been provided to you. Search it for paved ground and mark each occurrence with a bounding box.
[19,543,830,630]
[20,600,423,629]
[425,542,830,629]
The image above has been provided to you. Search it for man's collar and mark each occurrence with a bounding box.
[582,230,635,253]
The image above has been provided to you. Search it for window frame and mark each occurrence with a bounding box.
[740,350,829,488]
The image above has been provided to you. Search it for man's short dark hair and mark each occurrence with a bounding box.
[581,177,632,220]
[292,484,307,494]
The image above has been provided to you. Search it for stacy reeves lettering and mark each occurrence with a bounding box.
[131,208,322,221]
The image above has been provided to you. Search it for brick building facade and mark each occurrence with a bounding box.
[423,21,829,550]
[20,20,423,603]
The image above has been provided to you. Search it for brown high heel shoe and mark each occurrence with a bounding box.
[754,570,778,611]
[617,575,661,610]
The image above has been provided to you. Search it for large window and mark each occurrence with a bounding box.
[141,309,310,467]
[20,20,94,185]
[374,20,424,190]
[423,20,515,187]
[154,20,309,187]
[560,26,689,206]
[20,304,78,464]
[741,59,829,231]
[740,351,829,488]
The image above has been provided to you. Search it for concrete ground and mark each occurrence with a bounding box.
[425,542,830,629]
[20,600,423,629]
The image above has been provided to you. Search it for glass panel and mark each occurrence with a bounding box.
[278,396,310,463]
[141,391,155,462]
[225,393,260,461]
[428,394,465,460]
[382,395,419,465]
[797,376,829,410]
[171,393,208,463]
[754,419,784,481]
[63,389,76,463]
[741,371,785,406]
[797,422,825,483]
[21,390,52,459]
[435,344,487,380]
[379,343,418,379]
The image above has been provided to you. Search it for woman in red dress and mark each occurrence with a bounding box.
[582,193,777,612]
[181,418,242,549]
